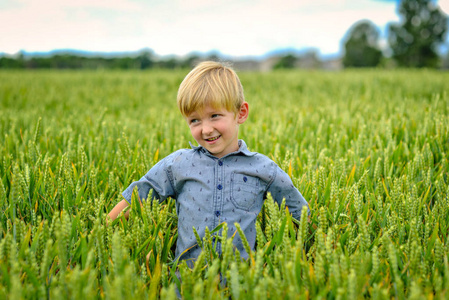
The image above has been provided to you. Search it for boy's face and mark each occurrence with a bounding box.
[185,102,249,158]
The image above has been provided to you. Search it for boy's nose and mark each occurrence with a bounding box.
[202,123,214,135]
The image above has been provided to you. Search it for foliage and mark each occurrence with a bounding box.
[343,20,383,68]
[388,0,448,68]
[0,69,448,299]
[273,54,297,69]
[0,51,197,70]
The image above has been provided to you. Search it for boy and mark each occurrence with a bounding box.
[108,61,309,265]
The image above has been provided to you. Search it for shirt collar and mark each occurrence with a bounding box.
[189,139,256,158]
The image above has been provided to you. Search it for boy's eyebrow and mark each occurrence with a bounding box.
[186,113,198,118]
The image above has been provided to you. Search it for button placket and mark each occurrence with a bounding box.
[214,158,224,227]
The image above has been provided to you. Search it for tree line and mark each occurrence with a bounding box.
[276,0,448,69]
[1,0,447,70]
[343,0,447,68]
[0,50,202,70]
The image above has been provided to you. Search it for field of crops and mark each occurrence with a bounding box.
[0,68,448,299]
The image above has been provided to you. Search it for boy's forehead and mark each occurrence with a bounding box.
[187,103,232,116]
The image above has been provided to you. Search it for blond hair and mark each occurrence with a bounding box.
[177,61,245,116]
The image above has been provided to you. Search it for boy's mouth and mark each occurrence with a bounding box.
[205,135,221,142]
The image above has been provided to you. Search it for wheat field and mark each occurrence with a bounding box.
[0,69,448,299]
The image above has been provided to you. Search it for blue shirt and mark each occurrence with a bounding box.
[122,140,309,264]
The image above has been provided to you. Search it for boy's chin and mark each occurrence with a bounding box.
[200,143,222,155]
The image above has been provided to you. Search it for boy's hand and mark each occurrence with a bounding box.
[309,216,317,230]
[107,199,130,223]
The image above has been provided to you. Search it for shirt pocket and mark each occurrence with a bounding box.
[231,172,260,211]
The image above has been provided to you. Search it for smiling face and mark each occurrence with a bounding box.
[186,102,249,158]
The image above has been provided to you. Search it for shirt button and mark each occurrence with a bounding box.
[243,176,248,182]
[217,184,223,190]
[215,211,220,217]
[218,161,223,166]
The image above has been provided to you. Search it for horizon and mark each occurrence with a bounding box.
[0,46,346,60]
[1,0,448,58]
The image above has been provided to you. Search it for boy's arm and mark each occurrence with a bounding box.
[107,153,177,225]
[121,153,177,204]
[267,166,310,221]
[107,199,130,222]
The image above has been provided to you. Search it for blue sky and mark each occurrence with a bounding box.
[0,0,447,58]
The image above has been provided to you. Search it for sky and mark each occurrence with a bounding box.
[1,0,448,58]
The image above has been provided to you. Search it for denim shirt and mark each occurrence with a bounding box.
[122,140,309,265]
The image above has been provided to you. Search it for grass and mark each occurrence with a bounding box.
[0,69,448,299]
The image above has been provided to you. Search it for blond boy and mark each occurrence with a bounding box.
[108,61,309,265]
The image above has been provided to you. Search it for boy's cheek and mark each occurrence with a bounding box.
[190,130,202,143]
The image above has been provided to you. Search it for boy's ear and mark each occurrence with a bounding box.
[237,101,249,124]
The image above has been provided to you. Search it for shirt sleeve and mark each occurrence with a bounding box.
[121,155,176,204]
[267,165,309,221]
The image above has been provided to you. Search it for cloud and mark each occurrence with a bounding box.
[0,0,399,56]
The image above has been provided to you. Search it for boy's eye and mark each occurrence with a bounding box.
[211,114,220,118]
[190,119,199,124]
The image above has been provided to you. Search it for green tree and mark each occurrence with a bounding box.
[388,0,448,68]
[137,50,154,69]
[273,54,297,69]
[343,20,383,68]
